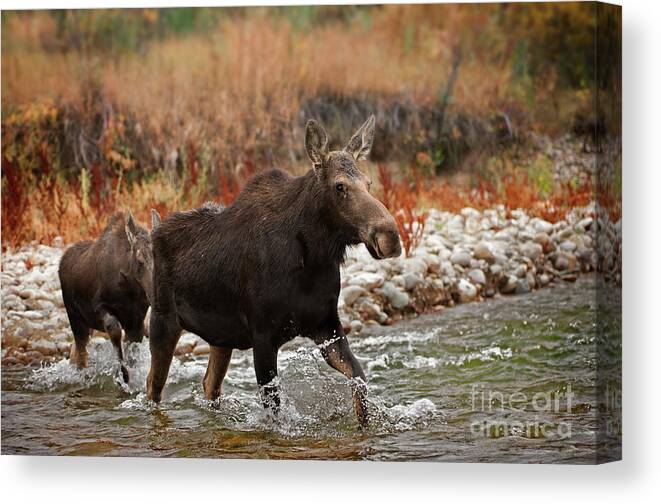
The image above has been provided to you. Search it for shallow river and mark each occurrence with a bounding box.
[1,275,620,463]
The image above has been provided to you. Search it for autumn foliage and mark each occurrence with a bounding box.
[377,164,428,258]
[421,173,594,220]
[374,162,597,257]
[1,5,618,249]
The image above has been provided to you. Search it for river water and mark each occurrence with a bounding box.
[1,275,621,463]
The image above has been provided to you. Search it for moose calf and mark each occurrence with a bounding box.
[59,209,161,382]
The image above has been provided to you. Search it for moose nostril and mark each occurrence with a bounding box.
[373,229,402,258]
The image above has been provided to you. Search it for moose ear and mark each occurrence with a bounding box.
[125,209,139,249]
[150,209,161,231]
[305,119,329,171]
[344,115,376,161]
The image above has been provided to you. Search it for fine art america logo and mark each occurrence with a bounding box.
[469,384,576,439]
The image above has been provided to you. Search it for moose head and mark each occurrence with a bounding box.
[124,209,161,304]
[305,115,402,260]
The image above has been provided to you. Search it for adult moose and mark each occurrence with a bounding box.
[146,116,401,427]
[59,209,161,383]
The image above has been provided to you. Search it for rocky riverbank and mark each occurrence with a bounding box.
[1,203,620,368]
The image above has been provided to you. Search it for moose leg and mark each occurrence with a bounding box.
[101,312,129,384]
[318,333,369,429]
[146,311,181,403]
[203,346,233,401]
[69,319,91,369]
[252,339,280,414]
[63,299,90,369]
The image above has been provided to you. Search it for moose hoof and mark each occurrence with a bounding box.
[70,349,88,369]
[203,382,221,402]
[146,379,162,403]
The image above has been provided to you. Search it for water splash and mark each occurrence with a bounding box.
[27,339,204,393]
[26,332,442,438]
[28,339,129,391]
[117,392,154,411]
[379,398,439,431]
[195,342,441,437]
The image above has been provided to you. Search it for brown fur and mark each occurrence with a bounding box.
[59,210,160,382]
[146,117,400,428]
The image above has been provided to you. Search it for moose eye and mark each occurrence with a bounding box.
[335,182,346,194]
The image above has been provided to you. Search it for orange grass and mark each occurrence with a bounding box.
[2,5,596,178]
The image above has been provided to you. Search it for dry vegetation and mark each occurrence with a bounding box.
[1,5,621,249]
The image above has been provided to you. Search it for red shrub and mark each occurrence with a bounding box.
[377,164,428,257]
[421,170,596,225]
[539,179,595,222]
[1,157,30,249]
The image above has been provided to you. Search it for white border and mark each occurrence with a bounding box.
[3,1,660,503]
